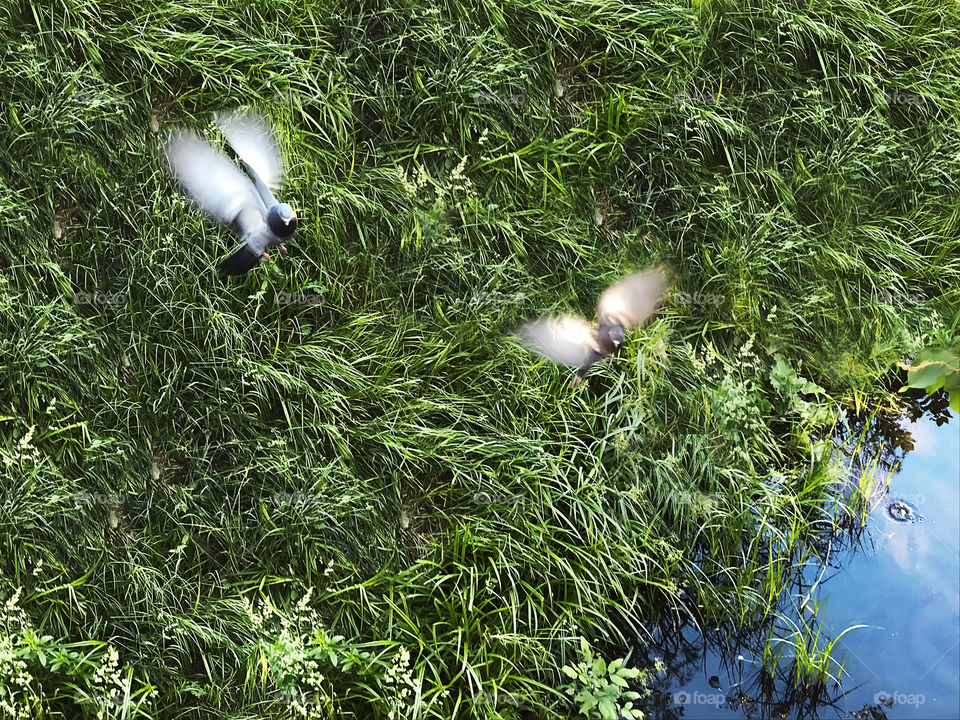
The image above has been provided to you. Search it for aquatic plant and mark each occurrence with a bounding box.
[902,342,960,413]
[763,597,866,692]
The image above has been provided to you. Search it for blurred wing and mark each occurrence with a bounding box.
[215,109,284,189]
[596,267,668,330]
[167,130,261,228]
[518,315,601,367]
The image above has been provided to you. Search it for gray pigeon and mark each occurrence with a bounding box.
[518,267,668,387]
[166,109,297,276]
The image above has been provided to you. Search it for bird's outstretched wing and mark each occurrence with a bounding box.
[518,315,602,367]
[166,130,261,231]
[215,109,284,190]
[596,267,668,330]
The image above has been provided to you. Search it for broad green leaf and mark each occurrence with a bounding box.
[598,698,617,720]
[562,665,578,679]
[906,348,959,388]
[579,695,598,714]
[925,376,946,393]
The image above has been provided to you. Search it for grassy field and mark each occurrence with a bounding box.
[1,0,959,717]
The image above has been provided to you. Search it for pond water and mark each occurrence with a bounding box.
[639,410,959,720]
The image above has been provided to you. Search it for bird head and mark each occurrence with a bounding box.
[601,325,626,354]
[267,203,297,238]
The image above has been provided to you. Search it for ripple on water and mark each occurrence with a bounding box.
[882,497,923,524]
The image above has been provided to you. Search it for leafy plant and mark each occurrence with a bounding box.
[246,590,422,719]
[901,344,960,413]
[561,637,646,720]
[1,588,157,719]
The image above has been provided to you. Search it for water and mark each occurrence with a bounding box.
[819,415,959,719]
[643,411,959,719]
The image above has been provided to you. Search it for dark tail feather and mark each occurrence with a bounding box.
[218,245,262,277]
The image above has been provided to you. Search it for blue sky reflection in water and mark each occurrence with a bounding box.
[820,414,959,719]
[656,413,958,720]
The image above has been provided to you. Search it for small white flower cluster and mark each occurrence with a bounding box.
[684,341,721,376]
[274,628,328,719]
[399,156,477,206]
[0,589,39,719]
[288,692,327,719]
[247,591,333,718]
[18,426,38,459]
[399,165,431,198]
[241,594,267,632]
[2,425,41,469]
[437,156,476,201]
[737,334,762,371]
[90,645,127,719]
[1,589,28,630]
[384,646,419,719]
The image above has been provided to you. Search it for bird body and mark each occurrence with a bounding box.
[518,267,668,387]
[166,109,296,277]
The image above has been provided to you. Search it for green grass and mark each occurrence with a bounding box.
[1,0,959,717]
